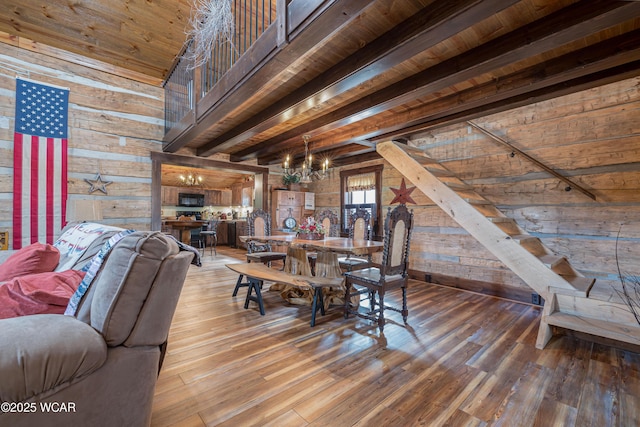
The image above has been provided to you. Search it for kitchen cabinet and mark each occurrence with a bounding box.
[204,190,221,206]
[231,183,242,206]
[161,186,179,206]
[216,221,228,245]
[235,221,247,249]
[272,190,309,230]
[221,190,232,205]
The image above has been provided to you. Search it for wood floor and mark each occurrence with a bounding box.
[151,247,640,427]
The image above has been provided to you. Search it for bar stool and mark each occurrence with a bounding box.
[200,219,218,256]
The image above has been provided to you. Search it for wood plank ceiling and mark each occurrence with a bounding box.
[2,0,640,169]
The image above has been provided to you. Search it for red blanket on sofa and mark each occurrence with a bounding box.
[0,270,86,319]
[0,242,86,319]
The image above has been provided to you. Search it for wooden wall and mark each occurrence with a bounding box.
[0,41,165,246]
[310,76,640,303]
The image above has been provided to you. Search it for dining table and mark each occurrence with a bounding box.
[239,235,384,307]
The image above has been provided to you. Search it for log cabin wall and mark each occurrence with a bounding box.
[0,41,164,244]
[309,76,640,304]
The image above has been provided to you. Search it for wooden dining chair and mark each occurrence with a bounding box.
[307,209,339,275]
[343,204,414,332]
[232,209,287,296]
[338,208,373,272]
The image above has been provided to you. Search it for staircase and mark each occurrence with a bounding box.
[377,140,640,349]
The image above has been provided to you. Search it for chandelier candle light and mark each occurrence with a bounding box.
[283,135,330,184]
[179,172,203,186]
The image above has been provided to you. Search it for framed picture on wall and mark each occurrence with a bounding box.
[0,230,8,250]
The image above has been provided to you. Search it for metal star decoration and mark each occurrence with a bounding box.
[85,173,112,194]
[390,178,416,205]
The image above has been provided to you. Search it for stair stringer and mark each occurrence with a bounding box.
[376,140,588,299]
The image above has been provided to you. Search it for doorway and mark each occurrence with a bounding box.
[150,152,270,231]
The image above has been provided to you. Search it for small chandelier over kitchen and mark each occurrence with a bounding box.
[179,172,203,187]
[282,135,330,184]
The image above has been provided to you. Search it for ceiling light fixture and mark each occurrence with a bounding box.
[179,172,203,187]
[283,135,330,184]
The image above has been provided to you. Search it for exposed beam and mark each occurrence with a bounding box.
[233,0,640,157]
[370,61,640,142]
[257,142,376,166]
[336,30,640,142]
[330,151,381,167]
[203,0,518,158]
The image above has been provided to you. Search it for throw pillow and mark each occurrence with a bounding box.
[0,243,60,282]
[0,270,86,319]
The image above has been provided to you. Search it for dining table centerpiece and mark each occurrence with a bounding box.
[295,216,325,240]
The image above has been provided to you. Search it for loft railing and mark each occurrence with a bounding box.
[164,0,277,137]
[164,50,194,135]
[202,0,276,93]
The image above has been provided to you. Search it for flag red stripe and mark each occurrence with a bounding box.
[61,138,68,228]
[46,137,54,244]
[30,135,39,245]
[12,133,23,248]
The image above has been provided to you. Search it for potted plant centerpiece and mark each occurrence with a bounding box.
[282,172,301,191]
[296,216,326,240]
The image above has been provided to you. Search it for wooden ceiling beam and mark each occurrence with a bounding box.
[234,0,640,156]
[358,31,640,142]
[373,60,640,142]
[256,142,375,166]
[219,0,519,161]
[267,30,640,165]
[232,135,375,163]
[330,151,381,167]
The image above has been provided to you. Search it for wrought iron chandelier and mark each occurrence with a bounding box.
[282,135,330,184]
[179,172,203,187]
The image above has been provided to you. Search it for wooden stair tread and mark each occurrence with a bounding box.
[509,234,539,243]
[544,311,640,346]
[538,254,566,268]
[463,197,491,205]
[550,276,595,297]
[444,181,472,190]
[426,168,456,177]
[487,216,515,223]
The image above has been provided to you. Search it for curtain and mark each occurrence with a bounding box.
[347,173,376,192]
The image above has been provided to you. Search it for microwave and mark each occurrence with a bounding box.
[178,193,204,207]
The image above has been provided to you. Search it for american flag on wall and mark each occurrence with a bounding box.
[13,78,69,249]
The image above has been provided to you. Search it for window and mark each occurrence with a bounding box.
[340,165,383,239]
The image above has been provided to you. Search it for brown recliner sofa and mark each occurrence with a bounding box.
[0,229,194,427]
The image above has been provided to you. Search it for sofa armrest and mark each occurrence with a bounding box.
[0,314,107,403]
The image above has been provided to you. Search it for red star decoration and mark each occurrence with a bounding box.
[390,178,416,205]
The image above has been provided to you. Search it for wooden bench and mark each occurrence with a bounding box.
[226,263,344,326]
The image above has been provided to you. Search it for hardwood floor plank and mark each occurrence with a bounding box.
[574,359,621,426]
[150,247,639,427]
[532,398,578,427]
[490,362,554,426]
